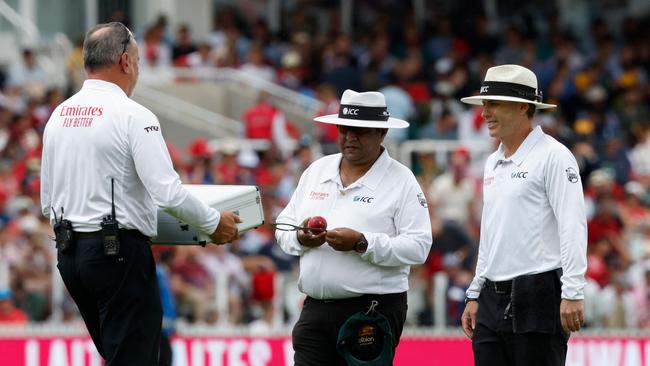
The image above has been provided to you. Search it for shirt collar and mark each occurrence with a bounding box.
[319,148,391,191]
[493,126,544,170]
[82,79,128,97]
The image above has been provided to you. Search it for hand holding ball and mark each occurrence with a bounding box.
[307,216,327,234]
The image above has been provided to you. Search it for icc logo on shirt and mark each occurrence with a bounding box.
[353,195,374,203]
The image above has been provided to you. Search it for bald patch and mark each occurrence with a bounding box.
[83,22,132,72]
[88,26,111,40]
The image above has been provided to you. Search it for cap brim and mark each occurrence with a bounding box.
[461,95,556,109]
[314,114,409,129]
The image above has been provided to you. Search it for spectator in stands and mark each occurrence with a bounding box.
[171,247,214,323]
[186,42,217,69]
[0,288,28,324]
[248,296,275,335]
[66,38,86,94]
[214,144,240,185]
[7,48,47,99]
[587,194,625,248]
[239,44,277,83]
[636,265,650,328]
[321,35,362,96]
[630,125,650,183]
[154,247,177,366]
[140,22,172,68]
[186,138,217,184]
[236,148,260,185]
[428,146,476,227]
[172,24,197,66]
[599,137,632,185]
[242,91,294,152]
[420,213,476,326]
[598,272,637,328]
[584,169,625,219]
[380,74,415,144]
[277,50,308,94]
[358,34,398,90]
[314,83,340,154]
[423,61,468,139]
[619,181,649,234]
[198,245,249,324]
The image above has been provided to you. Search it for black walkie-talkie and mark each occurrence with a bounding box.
[52,207,74,253]
[101,178,120,256]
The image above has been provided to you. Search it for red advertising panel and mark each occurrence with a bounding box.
[0,335,648,366]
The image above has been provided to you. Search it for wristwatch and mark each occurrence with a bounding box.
[464,297,478,305]
[353,234,368,253]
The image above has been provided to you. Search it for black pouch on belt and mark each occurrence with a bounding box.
[53,218,75,253]
[511,269,562,333]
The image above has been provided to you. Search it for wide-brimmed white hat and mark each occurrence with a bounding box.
[314,89,409,129]
[461,64,556,109]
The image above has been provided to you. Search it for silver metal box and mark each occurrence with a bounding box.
[151,185,264,245]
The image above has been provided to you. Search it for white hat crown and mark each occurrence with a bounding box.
[313,89,409,129]
[340,90,387,107]
[484,64,538,90]
[461,64,556,109]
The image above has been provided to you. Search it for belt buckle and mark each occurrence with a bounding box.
[493,281,508,294]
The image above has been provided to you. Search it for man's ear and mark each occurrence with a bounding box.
[379,128,388,141]
[119,52,130,73]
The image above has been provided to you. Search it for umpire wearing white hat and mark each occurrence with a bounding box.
[460,65,587,366]
[276,90,432,366]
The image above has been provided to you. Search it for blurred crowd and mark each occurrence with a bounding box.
[0,2,649,331]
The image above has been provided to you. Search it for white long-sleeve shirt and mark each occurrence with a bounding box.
[466,126,588,300]
[40,79,219,237]
[276,149,432,300]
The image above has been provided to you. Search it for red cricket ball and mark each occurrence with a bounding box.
[307,216,327,233]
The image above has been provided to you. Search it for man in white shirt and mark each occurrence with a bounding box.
[276,90,432,366]
[40,22,240,365]
[429,146,476,226]
[459,65,588,366]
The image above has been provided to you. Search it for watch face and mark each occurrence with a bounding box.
[354,237,368,253]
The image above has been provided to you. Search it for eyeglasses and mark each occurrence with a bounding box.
[271,223,326,233]
[121,29,131,54]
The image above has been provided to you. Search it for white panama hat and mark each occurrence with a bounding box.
[461,64,556,109]
[314,89,409,129]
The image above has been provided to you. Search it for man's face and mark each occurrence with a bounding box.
[122,38,140,97]
[337,125,385,165]
[481,100,526,139]
[130,41,140,96]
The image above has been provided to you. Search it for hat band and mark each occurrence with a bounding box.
[338,104,390,122]
[479,81,542,102]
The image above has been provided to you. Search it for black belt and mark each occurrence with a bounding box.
[74,229,149,241]
[484,279,512,294]
[308,291,407,304]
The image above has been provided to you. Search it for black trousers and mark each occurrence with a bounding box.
[57,230,162,366]
[292,292,407,366]
[472,275,568,366]
[159,333,172,366]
